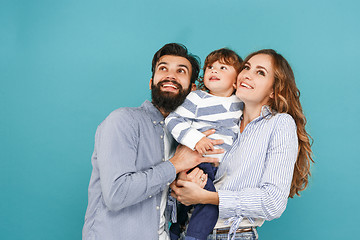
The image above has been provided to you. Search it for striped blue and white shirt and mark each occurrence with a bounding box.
[215,106,298,234]
[165,90,243,160]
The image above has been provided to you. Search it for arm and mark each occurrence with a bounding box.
[170,179,219,206]
[219,115,298,221]
[96,110,176,211]
[165,91,207,150]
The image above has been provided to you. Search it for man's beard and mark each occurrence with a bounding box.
[151,80,191,113]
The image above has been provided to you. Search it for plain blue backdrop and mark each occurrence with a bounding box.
[1,0,359,239]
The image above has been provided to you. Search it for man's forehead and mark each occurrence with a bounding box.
[157,55,191,68]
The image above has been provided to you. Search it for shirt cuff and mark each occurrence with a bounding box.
[156,160,177,189]
[218,190,241,219]
[181,128,206,150]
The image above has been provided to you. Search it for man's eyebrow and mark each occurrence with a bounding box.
[178,64,189,71]
[157,61,168,67]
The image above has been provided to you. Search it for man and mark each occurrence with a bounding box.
[82,43,222,240]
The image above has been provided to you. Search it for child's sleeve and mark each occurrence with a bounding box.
[165,91,206,150]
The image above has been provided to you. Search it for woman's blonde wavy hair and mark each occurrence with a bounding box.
[243,49,314,198]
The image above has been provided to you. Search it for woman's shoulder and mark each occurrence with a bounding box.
[271,112,296,130]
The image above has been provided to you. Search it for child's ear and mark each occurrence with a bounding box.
[270,92,274,98]
[191,83,197,91]
[233,82,237,89]
[149,79,153,90]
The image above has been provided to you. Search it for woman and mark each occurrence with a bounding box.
[171,49,313,240]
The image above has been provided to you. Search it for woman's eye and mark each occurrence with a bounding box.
[257,70,265,76]
[243,65,250,70]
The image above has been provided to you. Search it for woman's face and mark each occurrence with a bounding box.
[236,54,275,107]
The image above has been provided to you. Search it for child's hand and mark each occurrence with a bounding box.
[195,137,215,155]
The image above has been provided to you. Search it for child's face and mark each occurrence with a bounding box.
[203,60,237,97]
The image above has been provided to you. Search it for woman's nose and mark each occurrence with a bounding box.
[243,72,251,80]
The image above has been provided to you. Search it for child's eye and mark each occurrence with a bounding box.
[257,70,265,76]
[220,66,227,70]
[208,66,213,70]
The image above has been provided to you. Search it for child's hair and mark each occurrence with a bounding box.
[198,48,243,91]
[243,49,314,198]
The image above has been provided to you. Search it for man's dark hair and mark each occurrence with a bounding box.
[151,43,200,84]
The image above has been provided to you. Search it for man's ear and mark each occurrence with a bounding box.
[149,79,153,90]
[191,83,197,91]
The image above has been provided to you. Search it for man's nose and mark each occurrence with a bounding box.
[165,70,176,80]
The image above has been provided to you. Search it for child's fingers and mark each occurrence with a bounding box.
[202,129,215,137]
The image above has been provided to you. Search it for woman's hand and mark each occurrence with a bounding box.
[170,179,219,206]
[178,168,207,189]
[170,179,205,206]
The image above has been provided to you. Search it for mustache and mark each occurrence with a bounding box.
[157,80,182,90]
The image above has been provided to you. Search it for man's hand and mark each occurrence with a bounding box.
[170,145,222,174]
[170,129,224,173]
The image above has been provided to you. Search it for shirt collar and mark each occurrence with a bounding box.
[260,105,274,119]
[141,100,165,125]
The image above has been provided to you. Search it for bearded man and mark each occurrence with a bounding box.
[82,43,221,240]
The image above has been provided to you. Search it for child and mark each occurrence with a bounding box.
[165,48,243,240]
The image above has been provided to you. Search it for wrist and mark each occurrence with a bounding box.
[169,156,182,174]
[201,190,219,205]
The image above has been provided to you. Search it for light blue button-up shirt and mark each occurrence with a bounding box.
[83,100,177,240]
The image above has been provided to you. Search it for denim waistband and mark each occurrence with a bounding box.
[207,227,259,240]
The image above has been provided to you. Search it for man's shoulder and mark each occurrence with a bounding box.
[100,105,147,128]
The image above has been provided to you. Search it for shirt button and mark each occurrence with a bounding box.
[162,158,165,162]
[160,121,164,124]
[167,182,170,186]
[149,195,152,198]
[153,121,156,124]
[156,206,160,210]
[160,135,163,139]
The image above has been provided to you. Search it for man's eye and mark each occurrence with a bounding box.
[178,69,185,73]
[159,66,167,71]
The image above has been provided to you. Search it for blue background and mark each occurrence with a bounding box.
[1,0,359,239]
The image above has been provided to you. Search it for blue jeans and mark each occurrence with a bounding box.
[180,227,258,240]
[206,227,258,240]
